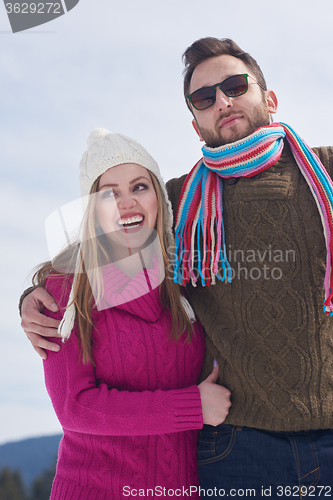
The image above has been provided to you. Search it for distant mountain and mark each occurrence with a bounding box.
[0,434,62,487]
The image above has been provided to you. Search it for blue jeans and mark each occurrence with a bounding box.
[198,424,333,499]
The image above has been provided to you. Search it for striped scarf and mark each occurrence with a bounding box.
[173,122,333,316]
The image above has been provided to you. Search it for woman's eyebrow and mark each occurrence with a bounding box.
[99,176,151,190]
[129,175,151,185]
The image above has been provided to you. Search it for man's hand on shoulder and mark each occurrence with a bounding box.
[21,287,62,360]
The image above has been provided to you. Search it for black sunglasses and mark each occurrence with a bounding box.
[187,74,265,111]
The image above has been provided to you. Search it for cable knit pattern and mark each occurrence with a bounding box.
[167,142,333,433]
[43,269,204,499]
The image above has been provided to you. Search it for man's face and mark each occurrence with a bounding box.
[189,54,278,147]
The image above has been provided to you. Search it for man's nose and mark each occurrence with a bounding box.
[215,87,233,111]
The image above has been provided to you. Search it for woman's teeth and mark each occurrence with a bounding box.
[118,215,144,228]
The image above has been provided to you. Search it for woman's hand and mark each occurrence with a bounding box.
[198,364,231,426]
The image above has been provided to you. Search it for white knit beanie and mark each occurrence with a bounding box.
[58,129,195,339]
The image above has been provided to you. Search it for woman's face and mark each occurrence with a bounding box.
[95,163,158,254]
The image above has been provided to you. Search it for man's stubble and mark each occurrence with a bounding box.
[197,100,271,148]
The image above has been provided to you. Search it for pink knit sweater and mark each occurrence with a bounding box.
[43,264,204,499]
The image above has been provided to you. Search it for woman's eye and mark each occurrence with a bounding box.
[133,183,148,192]
[101,189,115,199]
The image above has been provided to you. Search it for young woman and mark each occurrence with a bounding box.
[33,129,229,499]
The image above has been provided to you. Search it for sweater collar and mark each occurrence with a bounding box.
[97,252,164,322]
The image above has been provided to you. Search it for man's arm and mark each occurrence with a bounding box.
[20,287,61,359]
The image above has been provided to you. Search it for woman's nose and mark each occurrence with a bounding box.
[117,193,136,210]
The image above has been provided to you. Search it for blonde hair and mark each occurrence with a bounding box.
[33,171,193,364]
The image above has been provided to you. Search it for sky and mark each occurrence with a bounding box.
[1,0,333,445]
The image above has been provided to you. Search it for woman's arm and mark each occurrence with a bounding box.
[43,327,204,437]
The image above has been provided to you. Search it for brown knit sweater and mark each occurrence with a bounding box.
[167,141,333,432]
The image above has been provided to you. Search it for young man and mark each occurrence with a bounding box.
[21,38,333,496]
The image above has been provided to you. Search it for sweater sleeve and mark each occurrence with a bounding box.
[43,275,203,437]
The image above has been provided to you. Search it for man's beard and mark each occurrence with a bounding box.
[197,101,271,148]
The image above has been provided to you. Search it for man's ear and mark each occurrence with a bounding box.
[265,90,278,115]
[192,118,204,142]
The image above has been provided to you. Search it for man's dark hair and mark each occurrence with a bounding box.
[183,37,267,111]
